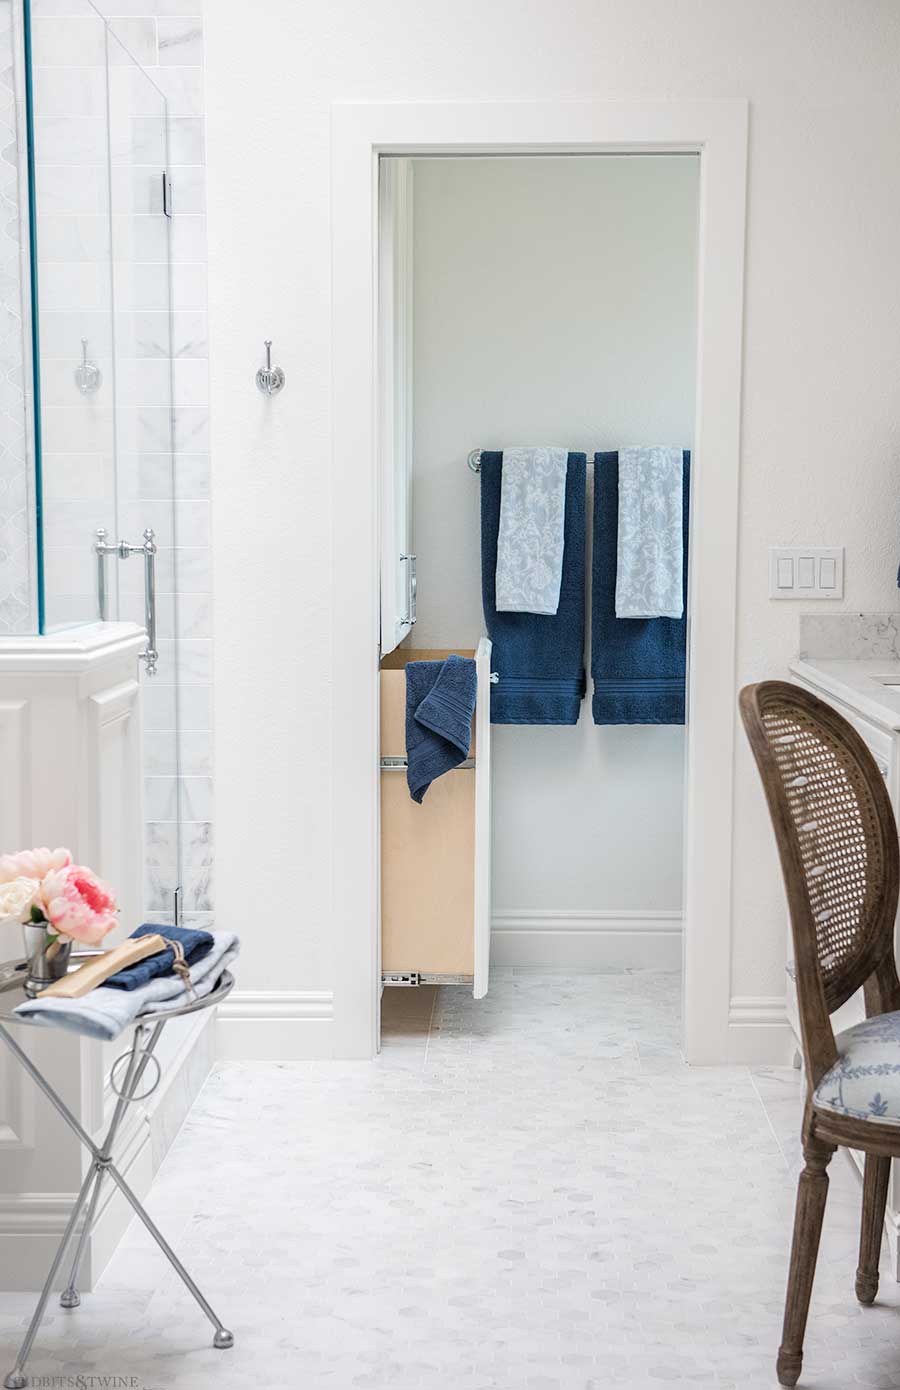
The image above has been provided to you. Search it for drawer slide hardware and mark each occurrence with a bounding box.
[380,756,475,771]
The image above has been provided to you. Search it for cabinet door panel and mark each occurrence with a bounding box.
[474,637,492,998]
[378,158,414,656]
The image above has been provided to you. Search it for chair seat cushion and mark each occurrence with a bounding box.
[814,1011,900,1126]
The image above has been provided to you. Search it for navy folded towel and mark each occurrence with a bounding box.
[592,450,690,725]
[481,451,586,724]
[406,654,477,804]
[102,923,214,991]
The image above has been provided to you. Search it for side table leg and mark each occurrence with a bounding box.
[107,1163,234,1349]
[59,1165,104,1310]
[4,1161,99,1389]
[58,1023,159,1312]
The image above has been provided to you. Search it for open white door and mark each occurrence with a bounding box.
[378,157,415,657]
[473,637,492,998]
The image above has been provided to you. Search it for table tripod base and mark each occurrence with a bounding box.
[0,1019,234,1388]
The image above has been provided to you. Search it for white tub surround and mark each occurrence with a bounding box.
[789,622,900,1280]
[0,622,213,1290]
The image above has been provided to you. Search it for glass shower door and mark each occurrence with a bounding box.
[28,1,182,925]
[107,19,181,927]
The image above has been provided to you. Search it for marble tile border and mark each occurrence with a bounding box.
[798,612,900,661]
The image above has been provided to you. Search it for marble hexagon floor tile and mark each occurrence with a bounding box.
[4,969,900,1390]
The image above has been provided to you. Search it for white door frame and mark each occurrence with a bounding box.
[331,99,748,1062]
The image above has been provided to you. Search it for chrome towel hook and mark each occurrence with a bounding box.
[256,339,285,395]
[74,338,102,395]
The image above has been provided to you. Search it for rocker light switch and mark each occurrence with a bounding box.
[769,547,844,599]
[819,556,837,589]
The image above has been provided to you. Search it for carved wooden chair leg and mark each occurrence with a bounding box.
[856,1153,890,1304]
[777,1140,835,1388]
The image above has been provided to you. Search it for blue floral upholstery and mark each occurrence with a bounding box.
[814,1011,900,1126]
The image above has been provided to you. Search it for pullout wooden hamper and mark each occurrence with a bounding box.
[379,638,492,997]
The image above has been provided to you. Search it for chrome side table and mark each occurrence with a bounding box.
[0,959,236,1389]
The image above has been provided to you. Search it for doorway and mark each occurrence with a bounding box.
[330,100,748,1063]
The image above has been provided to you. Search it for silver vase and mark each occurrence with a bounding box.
[22,923,72,997]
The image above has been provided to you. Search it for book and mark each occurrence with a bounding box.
[37,935,169,999]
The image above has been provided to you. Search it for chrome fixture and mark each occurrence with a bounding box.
[380,755,475,771]
[255,339,285,395]
[400,552,417,625]
[94,527,159,675]
[468,448,605,472]
[74,339,101,395]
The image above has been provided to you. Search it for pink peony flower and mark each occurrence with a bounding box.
[37,865,118,945]
[0,847,72,884]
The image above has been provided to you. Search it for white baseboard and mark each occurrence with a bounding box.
[727,995,794,1064]
[490,909,682,970]
[216,990,335,1060]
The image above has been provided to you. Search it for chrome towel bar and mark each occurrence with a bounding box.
[468,448,602,473]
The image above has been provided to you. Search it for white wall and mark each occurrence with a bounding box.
[205,0,900,1037]
[410,154,696,918]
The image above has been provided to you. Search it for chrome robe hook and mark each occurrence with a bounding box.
[256,340,285,395]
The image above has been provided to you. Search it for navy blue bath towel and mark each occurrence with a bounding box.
[592,451,690,725]
[481,451,586,724]
[102,923,214,991]
[405,654,477,803]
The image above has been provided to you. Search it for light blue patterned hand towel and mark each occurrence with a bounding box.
[615,446,684,620]
[495,446,569,615]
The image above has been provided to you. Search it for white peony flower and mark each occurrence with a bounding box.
[0,876,40,925]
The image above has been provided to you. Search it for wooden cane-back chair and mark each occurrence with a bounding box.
[740,680,900,1387]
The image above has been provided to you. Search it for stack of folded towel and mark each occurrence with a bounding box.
[14,924,239,1040]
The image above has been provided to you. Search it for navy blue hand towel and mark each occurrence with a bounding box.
[481,451,586,724]
[592,451,690,725]
[102,923,214,991]
[406,653,477,804]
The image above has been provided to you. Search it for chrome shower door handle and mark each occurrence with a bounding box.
[140,528,159,676]
[400,553,417,627]
[93,528,159,675]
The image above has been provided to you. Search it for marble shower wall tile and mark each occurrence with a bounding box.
[798,612,900,661]
[2,2,211,914]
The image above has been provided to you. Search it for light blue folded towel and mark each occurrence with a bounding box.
[13,931,239,1040]
[615,446,684,619]
[495,446,569,615]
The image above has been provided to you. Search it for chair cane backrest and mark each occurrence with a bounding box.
[740,681,900,1082]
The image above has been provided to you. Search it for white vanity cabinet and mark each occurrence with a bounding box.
[0,623,147,1290]
[788,656,900,1276]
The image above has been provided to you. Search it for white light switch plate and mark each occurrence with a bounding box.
[769,547,844,599]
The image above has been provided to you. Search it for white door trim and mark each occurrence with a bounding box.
[331,99,748,1062]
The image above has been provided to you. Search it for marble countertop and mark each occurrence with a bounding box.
[789,656,900,730]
